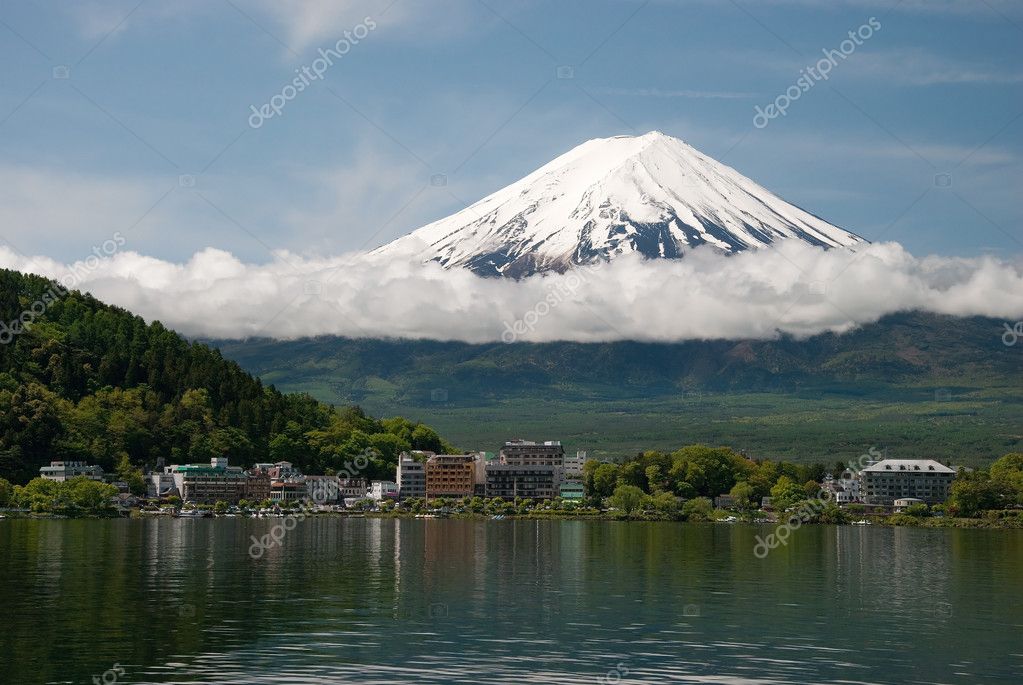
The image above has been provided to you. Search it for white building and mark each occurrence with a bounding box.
[39,460,104,482]
[369,480,399,501]
[564,450,587,478]
[821,469,863,504]
[396,453,426,499]
[860,459,955,505]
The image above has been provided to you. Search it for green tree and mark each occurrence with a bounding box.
[591,463,620,499]
[770,476,805,511]
[0,477,13,507]
[609,485,645,515]
[115,454,146,495]
[651,491,679,516]
[681,497,713,521]
[729,481,756,511]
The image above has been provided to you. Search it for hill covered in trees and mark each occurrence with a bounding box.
[0,269,452,484]
[212,312,1023,463]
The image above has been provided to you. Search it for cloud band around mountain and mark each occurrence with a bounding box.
[2,241,1021,344]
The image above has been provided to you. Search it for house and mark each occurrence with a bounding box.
[860,459,955,505]
[713,494,735,509]
[39,460,104,482]
[894,497,926,512]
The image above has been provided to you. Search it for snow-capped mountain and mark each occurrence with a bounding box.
[375,131,865,277]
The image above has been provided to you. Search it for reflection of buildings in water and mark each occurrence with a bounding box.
[389,519,586,622]
[833,525,951,621]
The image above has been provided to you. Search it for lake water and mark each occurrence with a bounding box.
[1,518,1021,684]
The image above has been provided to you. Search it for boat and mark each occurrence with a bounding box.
[176,509,206,518]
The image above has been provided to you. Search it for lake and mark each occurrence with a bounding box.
[1,518,1020,684]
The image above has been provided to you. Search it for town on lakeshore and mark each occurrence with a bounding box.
[13,438,1019,528]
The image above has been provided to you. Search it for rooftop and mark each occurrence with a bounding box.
[861,459,955,474]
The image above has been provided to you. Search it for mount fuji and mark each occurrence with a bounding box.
[374,131,866,277]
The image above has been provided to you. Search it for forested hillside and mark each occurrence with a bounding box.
[0,269,451,483]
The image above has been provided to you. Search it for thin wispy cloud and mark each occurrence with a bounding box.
[590,87,756,99]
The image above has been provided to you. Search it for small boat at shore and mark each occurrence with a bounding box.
[176,510,206,519]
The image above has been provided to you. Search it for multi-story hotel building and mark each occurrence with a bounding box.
[425,454,479,498]
[860,459,955,505]
[396,454,427,499]
[169,457,249,504]
[499,440,566,466]
[485,464,560,500]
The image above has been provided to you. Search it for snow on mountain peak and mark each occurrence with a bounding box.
[374,131,866,277]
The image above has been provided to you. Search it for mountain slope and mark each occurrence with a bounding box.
[0,268,453,483]
[210,312,1023,463]
[375,131,865,277]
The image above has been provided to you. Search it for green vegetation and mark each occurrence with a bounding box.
[582,444,826,503]
[0,269,453,484]
[4,476,119,515]
[946,452,1023,517]
[213,312,1022,466]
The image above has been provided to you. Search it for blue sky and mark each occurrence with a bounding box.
[1,0,1021,265]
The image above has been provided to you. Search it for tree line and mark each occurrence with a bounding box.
[0,269,454,484]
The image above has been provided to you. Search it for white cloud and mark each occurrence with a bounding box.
[589,87,756,99]
[851,50,1023,86]
[2,241,1021,343]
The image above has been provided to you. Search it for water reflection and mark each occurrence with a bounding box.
[0,519,1020,684]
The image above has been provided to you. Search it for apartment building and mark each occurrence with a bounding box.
[860,459,955,505]
[425,454,479,498]
[396,454,427,500]
[486,464,560,500]
[499,440,566,466]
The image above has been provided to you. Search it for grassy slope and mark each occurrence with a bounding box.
[211,312,1023,465]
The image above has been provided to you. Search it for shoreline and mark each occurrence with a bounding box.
[3,509,1021,529]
